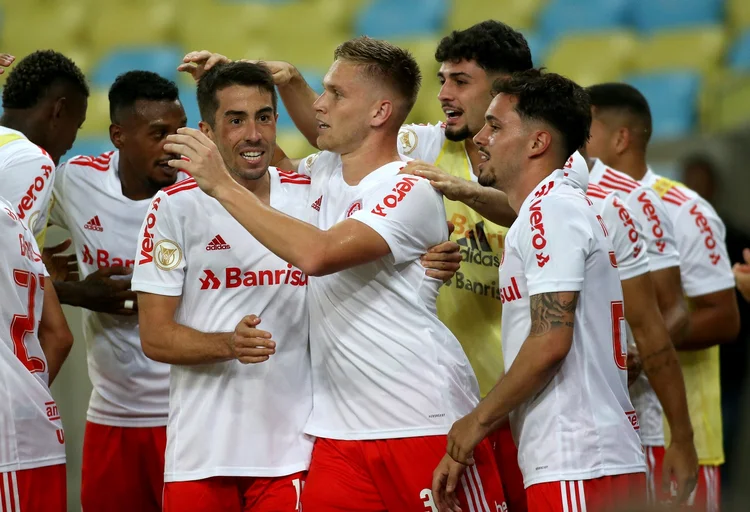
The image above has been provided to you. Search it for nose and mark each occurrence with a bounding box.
[244,121,262,143]
[437,82,453,103]
[473,124,490,147]
[313,91,326,113]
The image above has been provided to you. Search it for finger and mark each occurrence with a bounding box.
[45,238,73,254]
[66,271,80,282]
[427,241,460,254]
[447,221,455,236]
[98,265,133,277]
[114,290,138,302]
[432,469,448,511]
[661,460,671,496]
[204,53,229,71]
[422,251,462,263]
[426,270,457,281]
[238,355,271,364]
[112,309,138,316]
[743,247,750,264]
[234,337,276,350]
[241,315,262,327]
[120,299,138,312]
[177,63,197,73]
[182,50,213,63]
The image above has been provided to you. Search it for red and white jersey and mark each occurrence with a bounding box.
[49,151,177,427]
[0,197,65,472]
[299,151,479,440]
[586,183,664,445]
[396,122,449,164]
[0,127,55,243]
[589,160,680,273]
[641,168,734,297]
[563,150,590,191]
[130,168,314,482]
[500,170,645,487]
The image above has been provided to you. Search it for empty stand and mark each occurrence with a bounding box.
[626,72,702,139]
[545,31,637,85]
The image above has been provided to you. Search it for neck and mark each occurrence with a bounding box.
[611,151,649,181]
[0,111,45,148]
[235,168,271,204]
[464,137,483,178]
[507,159,559,213]
[340,132,401,186]
[118,157,165,201]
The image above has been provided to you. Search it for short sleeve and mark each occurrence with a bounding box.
[601,196,650,281]
[397,123,445,162]
[349,174,447,265]
[673,199,735,297]
[131,192,186,296]
[518,197,592,296]
[563,151,589,191]
[0,148,55,236]
[625,188,680,272]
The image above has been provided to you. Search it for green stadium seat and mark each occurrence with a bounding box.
[544,31,637,86]
[79,88,111,136]
[728,0,750,32]
[631,26,727,75]
[447,0,546,31]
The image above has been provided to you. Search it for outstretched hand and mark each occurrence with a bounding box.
[164,128,235,197]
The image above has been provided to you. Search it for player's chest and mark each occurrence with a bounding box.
[497,238,528,308]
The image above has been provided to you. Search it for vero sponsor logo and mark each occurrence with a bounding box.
[371,176,420,217]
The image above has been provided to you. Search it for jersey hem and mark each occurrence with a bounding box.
[304,425,449,440]
[0,456,66,473]
[641,440,665,447]
[619,265,650,281]
[523,464,647,488]
[86,414,168,428]
[683,279,736,299]
[164,462,310,482]
[130,281,183,296]
[647,258,681,273]
[698,457,724,466]
[527,279,584,296]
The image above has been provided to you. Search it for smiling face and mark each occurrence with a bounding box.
[201,84,276,182]
[438,59,496,142]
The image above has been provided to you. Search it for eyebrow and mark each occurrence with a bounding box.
[485,114,500,123]
[438,71,473,80]
[224,110,248,118]
[255,106,274,116]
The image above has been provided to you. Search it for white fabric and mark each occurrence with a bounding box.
[0,196,65,472]
[131,168,314,482]
[300,153,479,440]
[0,127,56,237]
[563,150,590,191]
[500,170,645,487]
[51,151,174,427]
[396,122,449,163]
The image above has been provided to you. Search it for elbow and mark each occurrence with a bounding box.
[140,330,168,363]
[297,247,331,277]
[722,304,741,342]
[542,337,573,370]
[668,305,690,346]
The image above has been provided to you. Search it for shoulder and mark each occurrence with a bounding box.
[650,176,698,208]
[586,183,611,202]
[158,177,203,210]
[0,136,54,172]
[599,166,639,193]
[275,167,312,186]
[300,150,339,176]
[63,151,116,173]
[398,122,445,158]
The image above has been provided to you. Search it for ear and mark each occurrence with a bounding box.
[370,99,393,128]
[198,120,214,140]
[528,129,552,159]
[109,123,124,149]
[51,97,66,124]
[614,126,629,155]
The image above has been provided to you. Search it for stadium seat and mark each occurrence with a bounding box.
[631,26,727,75]
[92,46,185,88]
[536,0,630,42]
[632,0,724,33]
[64,136,113,161]
[625,72,701,139]
[729,30,750,71]
[355,0,449,39]
[87,2,178,58]
[447,0,545,31]
[524,32,550,66]
[728,0,750,31]
[544,31,637,86]
[79,89,111,137]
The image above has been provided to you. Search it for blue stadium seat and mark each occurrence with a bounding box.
[729,30,750,72]
[63,137,113,161]
[355,0,449,39]
[632,0,723,32]
[536,0,629,41]
[92,46,185,88]
[277,69,324,130]
[523,32,549,66]
[625,72,702,139]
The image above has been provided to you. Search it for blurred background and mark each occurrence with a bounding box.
[1,0,750,509]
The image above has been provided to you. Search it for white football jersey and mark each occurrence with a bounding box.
[130,168,314,482]
[0,197,65,472]
[0,126,56,244]
[50,151,174,427]
[590,160,680,273]
[396,122,449,165]
[500,170,645,487]
[300,152,479,440]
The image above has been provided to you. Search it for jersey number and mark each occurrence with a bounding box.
[10,269,46,374]
[611,301,626,370]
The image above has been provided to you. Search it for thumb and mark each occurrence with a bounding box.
[242,315,261,327]
[447,221,455,237]
[743,247,750,264]
[46,238,72,254]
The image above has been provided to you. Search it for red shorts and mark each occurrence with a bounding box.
[302,436,506,512]
[163,472,306,512]
[81,422,166,512]
[526,473,646,512]
[0,464,66,512]
[489,424,527,512]
[646,446,721,510]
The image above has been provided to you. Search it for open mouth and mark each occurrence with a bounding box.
[443,106,463,123]
[240,151,264,164]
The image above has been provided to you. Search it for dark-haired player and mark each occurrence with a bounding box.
[586,82,740,511]
[48,70,188,512]
[165,37,507,512]
[0,50,88,249]
[434,70,646,512]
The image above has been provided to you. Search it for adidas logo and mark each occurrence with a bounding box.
[311,195,322,211]
[83,215,103,232]
[206,235,231,251]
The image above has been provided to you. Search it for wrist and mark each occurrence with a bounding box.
[280,65,303,89]
[670,426,695,443]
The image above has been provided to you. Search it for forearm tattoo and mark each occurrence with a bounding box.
[529,292,579,337]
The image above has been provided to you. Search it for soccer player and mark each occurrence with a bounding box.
[0,50,88,249]
[432,70,646,512]
[48,71,188,512]
[0,196,74,512]
[164,38,507,511]
[585,83,740,510]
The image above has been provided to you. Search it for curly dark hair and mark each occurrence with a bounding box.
[2,50,88,109]
[586,82,653,145]
[197,61,277,128]
[109,70,180,123]
[435,20,532,74]
[491,69,591,158]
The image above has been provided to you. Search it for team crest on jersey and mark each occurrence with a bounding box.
[304,152,320,173]
[398,127,418,155]
[346,200,362,218]
[154,239,182,271]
